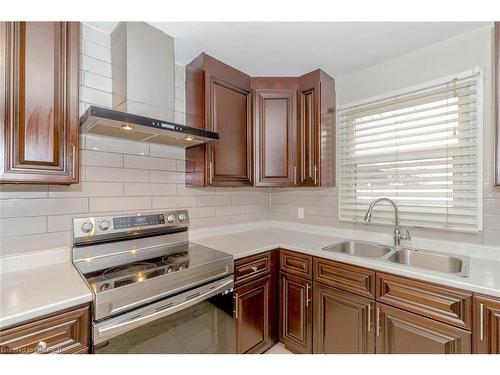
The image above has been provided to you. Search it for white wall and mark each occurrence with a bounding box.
[0,23,269,257]
[271,25,500,247]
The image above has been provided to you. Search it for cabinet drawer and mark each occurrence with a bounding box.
[376,273,472,330]
[280,249,312,279]
[0,305,90,354]
[314,258,375,299]
[235,251,272,286]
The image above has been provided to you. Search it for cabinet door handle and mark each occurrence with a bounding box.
[306,284,311,307]
[208,162,213,185]
[367,303,372,332]
[376,307,381,337]
[71,145,76,179]
[234,293,239,319]
[293,166,297,185]
[314,166,318,185]
[480,303,484,341]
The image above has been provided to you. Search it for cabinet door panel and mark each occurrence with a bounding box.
[314,283,374,354]
[280,272,312,353]
[376,303,471,354]
[298,83,320,186]
[210,79,252,185]
[235,275,271,354]
[254,89,296,187]
[474,295,500,354]
[0,22,79,183]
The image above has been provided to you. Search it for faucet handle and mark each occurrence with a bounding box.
[403,228,411,241]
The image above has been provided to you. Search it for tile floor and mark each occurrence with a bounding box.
[265,342,292,354]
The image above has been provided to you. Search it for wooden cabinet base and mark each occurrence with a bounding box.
[473,294,500,354]
[0,305,90,354]
[376,303,471,354]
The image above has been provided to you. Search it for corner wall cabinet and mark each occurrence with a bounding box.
[185,53,253,187]
[0,21,80,184]
[184,52,336,188]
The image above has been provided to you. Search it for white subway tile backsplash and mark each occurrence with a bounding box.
[89,196,151,213]
[123,155,176,171]
[49,182,123,198]
[81,23,111,48]
[81,150,123,168]
[152,196,196,209]
[150,170,186,184]
[80,86,113,107]
[0,231,73,257]
[124,183,176,197]
[0,185,48,199]
[0,198,88,218]
[81,55,112,78]
[83,71,113,93]
[0,217,46,237]
[83,39,111,63]
[86,166,149,183]
[149,143,185,160]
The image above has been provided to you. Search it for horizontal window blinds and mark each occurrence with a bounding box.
[337,69,483,231]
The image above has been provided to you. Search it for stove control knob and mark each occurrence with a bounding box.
[99,220,111,231]
[100,283,111,292]
[81,222,94,233]
[178,213,187,222]
[166,215,176,223]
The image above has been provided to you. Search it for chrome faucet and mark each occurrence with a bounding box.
[363,198,411,247]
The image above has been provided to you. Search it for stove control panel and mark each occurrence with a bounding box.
[73,210,190,243]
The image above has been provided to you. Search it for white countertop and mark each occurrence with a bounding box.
[192,224,500,298]
[0,259,92,329]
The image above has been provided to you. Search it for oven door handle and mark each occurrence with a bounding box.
[93,276,234,345]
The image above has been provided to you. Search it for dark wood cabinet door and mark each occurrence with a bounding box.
[254,89,297,187]
[297,82,320,187]
[313,283,374,354]
[0,22,79,184]
[185,53,252,187]
[280,272,312,353]
[473,294,500,354]
[208,77,252,186]
[376,303,471,354]
[0,305,90,354]
[235,275,272,354]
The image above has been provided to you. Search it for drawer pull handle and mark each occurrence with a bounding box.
[35,341,48,353]
[367,303,372,332]
[251,266,258,272]
[376,307,381,337]
[480,303,484,341]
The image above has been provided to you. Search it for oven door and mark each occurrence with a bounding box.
[93,276,235,354]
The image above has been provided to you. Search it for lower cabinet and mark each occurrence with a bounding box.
[280,272,313,353]
[313,283,375,354]
[375,303,471,354]
[473,294,500,354]
[0,304,90,354]
[235,274,275,354]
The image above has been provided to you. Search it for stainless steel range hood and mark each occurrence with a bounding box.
[80,106,218,148]
[79,22,218,148]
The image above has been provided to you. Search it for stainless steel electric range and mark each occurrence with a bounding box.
[72,210,236,354]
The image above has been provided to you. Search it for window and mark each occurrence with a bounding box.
[337,69,483,232]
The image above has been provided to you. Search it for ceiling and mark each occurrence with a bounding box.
[89,22,489,77]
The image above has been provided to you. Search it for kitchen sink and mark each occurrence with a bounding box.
[322,240,393,258]
[386,248,469,277]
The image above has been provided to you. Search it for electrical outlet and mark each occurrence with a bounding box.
[297,207,305,219]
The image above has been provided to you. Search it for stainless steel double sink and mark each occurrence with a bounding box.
[321,240,469,277]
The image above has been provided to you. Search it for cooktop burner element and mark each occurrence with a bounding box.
[102,262,158,280]
[72,210,234,321]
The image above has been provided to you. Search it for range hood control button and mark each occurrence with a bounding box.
[81,222,94,233]
[99,220,111,231]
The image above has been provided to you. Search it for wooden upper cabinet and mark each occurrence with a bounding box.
[313,283,375,354]
[298,70,335,187]
[473,294,500,354]
[376,302,471,354]
[0,22,79,184]
[185,53,253,187]
[495,23,500,186]
[252,78,298,187]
